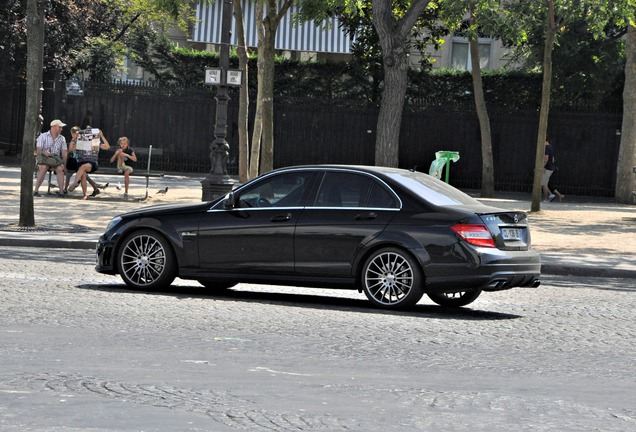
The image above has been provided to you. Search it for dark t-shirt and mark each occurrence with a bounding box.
[544,144,555,171]
[122,147,135,167]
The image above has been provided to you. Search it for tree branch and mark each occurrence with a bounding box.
[113,12,142,42]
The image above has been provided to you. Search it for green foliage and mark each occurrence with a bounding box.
[0,0,120,81]
[130,39,622,111]
[0,0,626,112]
[0,0,197,82]
[503,0,627,111]
[407,69,546,110]
[0,0,24,82]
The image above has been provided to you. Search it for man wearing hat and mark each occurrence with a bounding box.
[34,119,68,197]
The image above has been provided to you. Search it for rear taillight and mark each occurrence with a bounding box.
[451,224,496,248]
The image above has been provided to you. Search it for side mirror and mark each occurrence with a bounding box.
[223,191,236,209]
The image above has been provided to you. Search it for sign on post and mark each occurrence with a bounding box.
[204,68,243,86]
[205,68,221,85]
[227,70,242,86]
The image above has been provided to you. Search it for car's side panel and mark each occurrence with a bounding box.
[197,208,301,274]
[294,208,397,276]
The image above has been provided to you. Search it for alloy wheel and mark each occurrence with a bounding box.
[119,230,176,289]
[362,248,423,308]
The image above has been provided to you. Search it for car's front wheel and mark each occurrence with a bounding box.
[118,230,177,290]
[427,289,482,307]
[361,247,424,309]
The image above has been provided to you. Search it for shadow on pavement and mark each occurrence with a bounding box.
[76,282,522,321]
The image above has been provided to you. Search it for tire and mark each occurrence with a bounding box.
[198,280,237,290]
[427,289,482,308]
[118,230,177,290]
[361,247,424,309]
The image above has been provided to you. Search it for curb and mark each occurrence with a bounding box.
[541,264,636,280]
[0,238,96,250]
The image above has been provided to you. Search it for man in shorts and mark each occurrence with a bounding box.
[34,119,68,197]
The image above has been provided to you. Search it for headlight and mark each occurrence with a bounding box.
[105,216,123,232]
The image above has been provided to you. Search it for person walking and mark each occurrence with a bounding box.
[34,119,68,197]
[542,138,558,201]
[542,138,566,202]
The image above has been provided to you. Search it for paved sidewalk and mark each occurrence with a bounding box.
[0,163,634,279]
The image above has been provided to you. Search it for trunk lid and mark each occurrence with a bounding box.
[478,211,531,251]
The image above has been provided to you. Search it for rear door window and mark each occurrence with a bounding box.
[314,172,398,209]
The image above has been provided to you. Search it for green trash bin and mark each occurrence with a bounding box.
[428,151,460,183]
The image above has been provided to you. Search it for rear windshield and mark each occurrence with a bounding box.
[384,171,481,207]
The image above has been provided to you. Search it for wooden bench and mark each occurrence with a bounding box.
[42,146,164,200]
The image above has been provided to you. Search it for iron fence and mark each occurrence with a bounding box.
[0,80,622,197]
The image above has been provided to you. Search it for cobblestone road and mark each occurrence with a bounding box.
[0,247,635,431]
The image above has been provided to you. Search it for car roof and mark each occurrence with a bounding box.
[269,165,489,209]
[271,164,408,177]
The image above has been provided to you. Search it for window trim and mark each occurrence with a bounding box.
[209,167,403,212]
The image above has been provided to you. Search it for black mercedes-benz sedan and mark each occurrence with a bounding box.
[96,165,540,309]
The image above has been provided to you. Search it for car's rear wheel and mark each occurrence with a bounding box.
[361,247,424,309]
[427,289,482,307]
[198,280,237,290]
[118,230,176,290]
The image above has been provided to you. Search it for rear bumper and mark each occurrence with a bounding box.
[423,248,541,294]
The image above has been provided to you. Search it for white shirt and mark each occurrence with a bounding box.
[36,131,67,156]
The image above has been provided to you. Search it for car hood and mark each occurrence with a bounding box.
[119,202,212,219]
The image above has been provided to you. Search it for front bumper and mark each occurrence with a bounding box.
[95,235,117,275]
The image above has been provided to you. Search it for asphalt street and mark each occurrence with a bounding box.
[0,161,635,430]
[0,247,635,431]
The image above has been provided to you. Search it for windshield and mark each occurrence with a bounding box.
[385,170,481,207]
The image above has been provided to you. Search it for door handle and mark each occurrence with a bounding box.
[271,213,292,222]
[355,212,377,220]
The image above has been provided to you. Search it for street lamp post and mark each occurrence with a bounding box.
[201,0,236,201]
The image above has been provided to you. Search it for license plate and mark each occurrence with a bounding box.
[502,228,523,240]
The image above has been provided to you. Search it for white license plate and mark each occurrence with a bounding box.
[502,228,523,240]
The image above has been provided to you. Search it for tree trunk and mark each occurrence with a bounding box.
[249,0,292,177]
[371,0,431,168]
[616,21,636,204]
[469,34,494,197]
[249,55,264,178]
[249,2,265,180]
[259,29,276,174]
[374,47,408,167]
[531,1,557,212]
[233,0,250,183]
[19,0,45,227]
[372,3,409,168]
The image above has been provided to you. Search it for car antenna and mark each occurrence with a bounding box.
[409,165,417,172]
